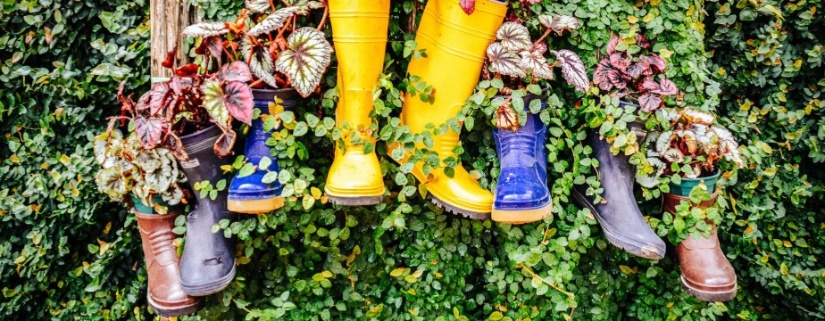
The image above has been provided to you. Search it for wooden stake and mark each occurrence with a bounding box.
[150,0,196,79]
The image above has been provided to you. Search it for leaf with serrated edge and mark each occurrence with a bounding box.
[486,42,524,78]
[242,37,278,88]
[248,7,301,36]
[519,50,553,80]
[495,103,519,132]
[201,79,231,128]
[537,15,579,35]
[222,61,252,83]
[496,22,531,52]
[276,27,332,97]
[245,0,271,12]
[214,129,237,158]
[135,117,168,149]
[552,50,589,92]
[183,22,229,37]
[223,81,254,125]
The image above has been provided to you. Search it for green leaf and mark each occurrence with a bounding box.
[238,163,256,178]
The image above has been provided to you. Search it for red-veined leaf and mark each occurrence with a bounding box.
[221,61,252,83]
[136,92,151,112]
[606,36,621,54]
[609,52,630,70]
[195,36,224,59]
[149,83,170,116]
[223,81,254,125]
[201,79,231,129]
[495,103,520,132]
[248,7,300,36]
[655,78,678,95]
[639,77,660,92]
[213,129,237,158]
[459,0,475,14]
[519,50,553,80]
[496,22,531,51]
[486,42,524,78]
[638,92,663,112]
[551,49,589,92]
[537,15,579,35]
[135,117,168,149]
[183,22,229,37]
[275,27,332,97]
[607,69,627,90]
[242,37,278,88]
[531,42,547,55]
[636,34,650,49]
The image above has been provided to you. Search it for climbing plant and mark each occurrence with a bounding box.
[0,0,823,320]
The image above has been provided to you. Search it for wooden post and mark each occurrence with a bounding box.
[150,0,197,79]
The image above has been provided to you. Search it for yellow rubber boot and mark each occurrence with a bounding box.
[324,0,391,205]
[396,0,506,218]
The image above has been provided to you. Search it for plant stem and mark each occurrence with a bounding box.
[533,28,552,47]
[317,0,329,31]
[520,265,575,300]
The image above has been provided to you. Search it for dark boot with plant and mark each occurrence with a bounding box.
[572,130,665,260]
[135,211,200,316]
[665,193,737,302]
[178,125,237,296]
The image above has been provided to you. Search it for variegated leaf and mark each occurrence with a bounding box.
[635,157,665,188]
[214,129,237,158]
[248,7,301,36]
[638,92,663,112]
[149,83,170,116]
[606,36,621,54]
[223,81,254,125]
[275,27,332,97]
[221,61,252,83]
[183,22,229,37]
[519,50,553,80]
[242,37,279,88]
[682,109,715,125]
[551,49,589,92]
[537,15,579,35]
[245,0,271,13]
[656,130,673,154]
[486,42,524,78]
[496,22,531,52]
[201,79,231,129]
[495,103,520,132]
[655,78,678,95]
[135,117,169,149]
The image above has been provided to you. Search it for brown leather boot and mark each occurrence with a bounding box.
[664,193,737,302]
[135,211,201,316]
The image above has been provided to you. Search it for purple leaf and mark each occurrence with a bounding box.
[135,117,168,149]
[149,83,170,116]
[655,78,678,95]
[644,54,666,73]
[164,133,188,161]
[136,92,151,112]
[223,81,254,125]
[607,69,627,89]
[205,36,224,59]
[213,129,237,158]
[609,52,629,70]
[606,36,621,55]
[552,49,590,92]
[593,59,612,87]
[627,62,649,79]
[638,92,663,112]
[639,77,660,92]
[222,61,252,83]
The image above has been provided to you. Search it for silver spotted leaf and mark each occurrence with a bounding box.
[519,50,553,80]
[245,0,271,13]
[537,15,579,35]
[551,49,589,92]
[486,42,524,78]
[183,22,229,38]
[201,79,231,129]
[275,27,332,97]
[248,7,301,36]
[242,37,279,88]
[496,22,531,52]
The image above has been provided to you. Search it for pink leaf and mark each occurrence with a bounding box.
[213,129,237,158]
[136,92,151,112]
[552,49,590,92]
[222,61,252,83]
[460,0,475,15]
[205,36,224,59]
[627,62,650,79]
[638,92,663,112]
[149,83,170,116]
[639,77,660,92]
[655,78,678,95]
[644,54,666,73]
[636,34,650,49]
[593,59,612,86]
[609,52,629,70]
[223,81,254,125]
[134,117,168,149]
[607,69,627,89]
[606,36,621,55]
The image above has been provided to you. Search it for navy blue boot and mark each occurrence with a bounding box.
[492,108,552,224]
[227,89,297,214]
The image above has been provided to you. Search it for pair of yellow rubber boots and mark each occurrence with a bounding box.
[325,0,508,219]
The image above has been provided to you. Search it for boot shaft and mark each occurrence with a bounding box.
[135,211,180,271]
[179,125,231,186]
[246,89,298,162]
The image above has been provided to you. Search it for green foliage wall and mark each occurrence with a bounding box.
[1,0,823,320]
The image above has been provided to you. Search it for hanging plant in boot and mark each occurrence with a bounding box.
[636,108,744,188]
[183,0,333,98]
[482,15,588,131]
[593,35,678,112]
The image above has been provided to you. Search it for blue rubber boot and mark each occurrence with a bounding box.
[227,89,297,214]
[492,107,552,224]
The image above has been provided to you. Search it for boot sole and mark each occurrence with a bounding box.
[429,194,490,220]
[147,295,201,317]
[325,189,383,206]
[571,189,665,260]
[181,265,236,296]
[680,275,737,302]
[228,197,285,214]
[492,202,552,225]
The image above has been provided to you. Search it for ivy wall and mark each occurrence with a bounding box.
[1,0,823,320]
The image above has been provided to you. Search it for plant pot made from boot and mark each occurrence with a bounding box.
[132,194,184,215]
[492,93,551,224]
[571,131,666,260]
[668,171,721,197]
[178,125,236,296]
[228,88,298,214]
[132,198,201,316]
[664,192,737,302]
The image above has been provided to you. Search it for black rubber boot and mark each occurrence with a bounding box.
[572,129,665,260]
[178,125,237,296]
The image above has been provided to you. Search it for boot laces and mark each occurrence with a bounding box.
[500,133,536,168]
